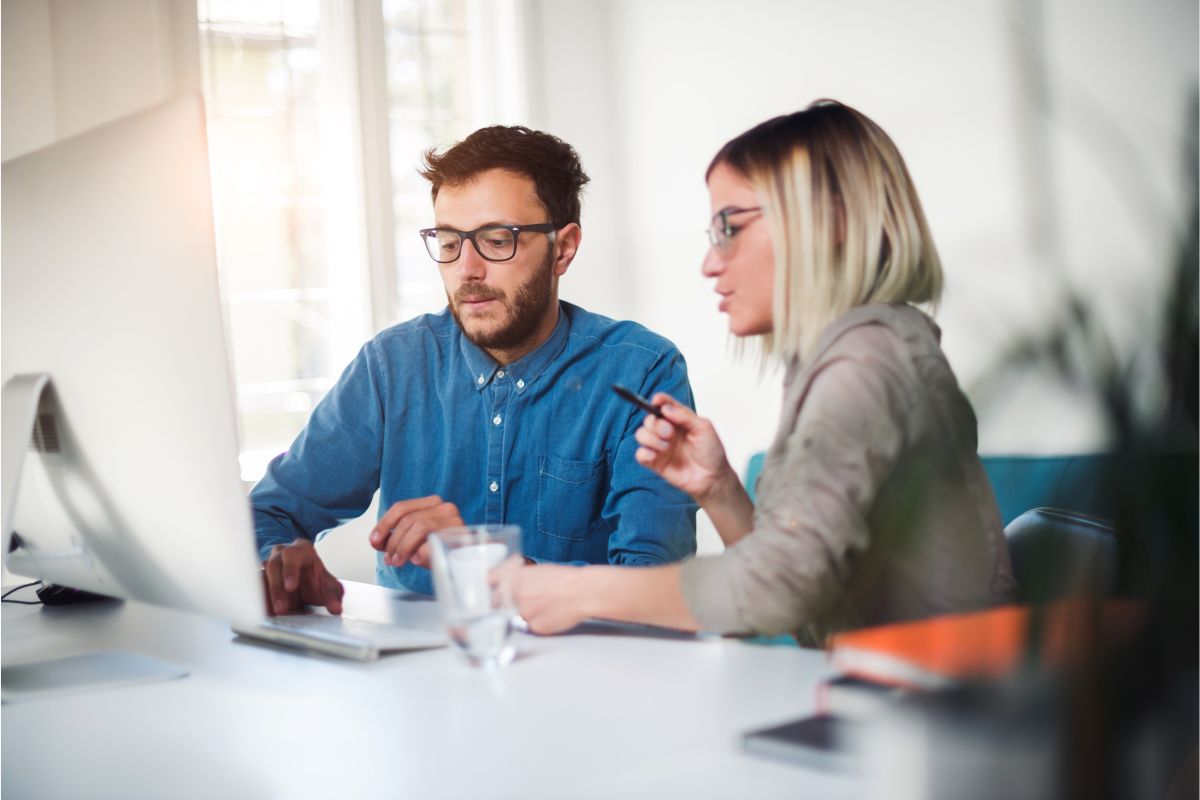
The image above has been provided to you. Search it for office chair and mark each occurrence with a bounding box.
[1004,507,1118,604]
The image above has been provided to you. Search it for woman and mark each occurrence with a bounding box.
[514,100,1017,644]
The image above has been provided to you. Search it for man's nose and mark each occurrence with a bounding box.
[456,239,488,281]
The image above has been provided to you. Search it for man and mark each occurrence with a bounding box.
[253,125,697,614]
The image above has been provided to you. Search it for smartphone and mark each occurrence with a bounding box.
[742,714,857,772]
[611,383,665,419]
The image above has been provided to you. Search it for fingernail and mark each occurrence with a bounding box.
[275,600,286,614]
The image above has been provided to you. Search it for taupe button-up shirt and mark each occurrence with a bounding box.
[681,304,1017,644]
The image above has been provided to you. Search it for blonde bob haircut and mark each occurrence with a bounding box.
[707,100,943,363]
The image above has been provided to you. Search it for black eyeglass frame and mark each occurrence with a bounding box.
[418,223,559,264]
[706,206,764,251]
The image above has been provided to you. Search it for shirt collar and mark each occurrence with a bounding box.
[459,302,571,393]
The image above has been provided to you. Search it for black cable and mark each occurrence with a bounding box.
[1,579,43,604]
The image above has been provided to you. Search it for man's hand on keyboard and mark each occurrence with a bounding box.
[262,539,344,616]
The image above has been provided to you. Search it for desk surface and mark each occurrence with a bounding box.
[2,581,856,799]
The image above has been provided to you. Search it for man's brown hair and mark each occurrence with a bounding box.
[419,126,590,227]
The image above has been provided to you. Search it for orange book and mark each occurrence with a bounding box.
[827,600,1145,690]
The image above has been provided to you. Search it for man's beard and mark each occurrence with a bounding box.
[448,249,556,352]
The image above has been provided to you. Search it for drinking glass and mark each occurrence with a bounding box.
[428,524,522,666]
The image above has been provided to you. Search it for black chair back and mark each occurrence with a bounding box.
[1005,507,1118,604]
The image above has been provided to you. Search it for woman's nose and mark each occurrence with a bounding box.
[701,246,724,278]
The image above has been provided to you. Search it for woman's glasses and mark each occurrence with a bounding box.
[705,206,763,253]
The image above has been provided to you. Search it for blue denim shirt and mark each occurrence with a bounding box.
[251,301,698,594]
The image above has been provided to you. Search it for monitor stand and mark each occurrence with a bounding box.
[2,651,189,704]
[1,372,52,554]
[1,374,189,702]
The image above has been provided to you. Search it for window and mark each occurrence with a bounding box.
[198,0,527,481]
[385,0,471,320]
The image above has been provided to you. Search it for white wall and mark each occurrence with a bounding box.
[1,0,199,161]
[527,0,1197,482]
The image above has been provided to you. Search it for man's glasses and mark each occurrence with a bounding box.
[706,206,763,252]
[419,223,558,263]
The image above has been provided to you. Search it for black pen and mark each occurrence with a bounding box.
[611,383,667,419]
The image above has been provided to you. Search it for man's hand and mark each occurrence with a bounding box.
[369,495,464,568]
[512,564,592,635]
[262,539,344,616]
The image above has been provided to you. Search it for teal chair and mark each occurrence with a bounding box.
[983,452,1196,601]
[744,451,766,505]
[749,450,1185,526]
[980,454,1119,526]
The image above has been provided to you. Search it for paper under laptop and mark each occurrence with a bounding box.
[232,582,449,661]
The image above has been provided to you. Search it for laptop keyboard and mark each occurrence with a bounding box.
[262,613,447,650]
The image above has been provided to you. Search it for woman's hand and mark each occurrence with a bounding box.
[513,564,593,635]
[634,393,737,505]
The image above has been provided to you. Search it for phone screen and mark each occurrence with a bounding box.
[743,714,856,771]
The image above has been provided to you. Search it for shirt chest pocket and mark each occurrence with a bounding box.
[536,453,609,542]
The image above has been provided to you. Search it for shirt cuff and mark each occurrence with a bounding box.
[679,553,751,635]
[256,538,291,562]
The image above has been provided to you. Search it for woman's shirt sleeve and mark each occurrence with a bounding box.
[680,325,917,636]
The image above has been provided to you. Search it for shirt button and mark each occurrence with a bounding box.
[516,379,525,389]
[497,370,505,379]
[492,415,502,426]
[476,375,485,385]
[490,481,499,492]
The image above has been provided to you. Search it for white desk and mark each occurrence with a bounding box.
[2,581,857,798]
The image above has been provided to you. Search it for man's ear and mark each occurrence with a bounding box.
[553,223,581,277]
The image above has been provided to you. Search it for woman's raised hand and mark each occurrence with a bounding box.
[634,393,737,504]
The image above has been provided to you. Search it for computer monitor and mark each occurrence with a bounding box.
[1,93,264,626]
